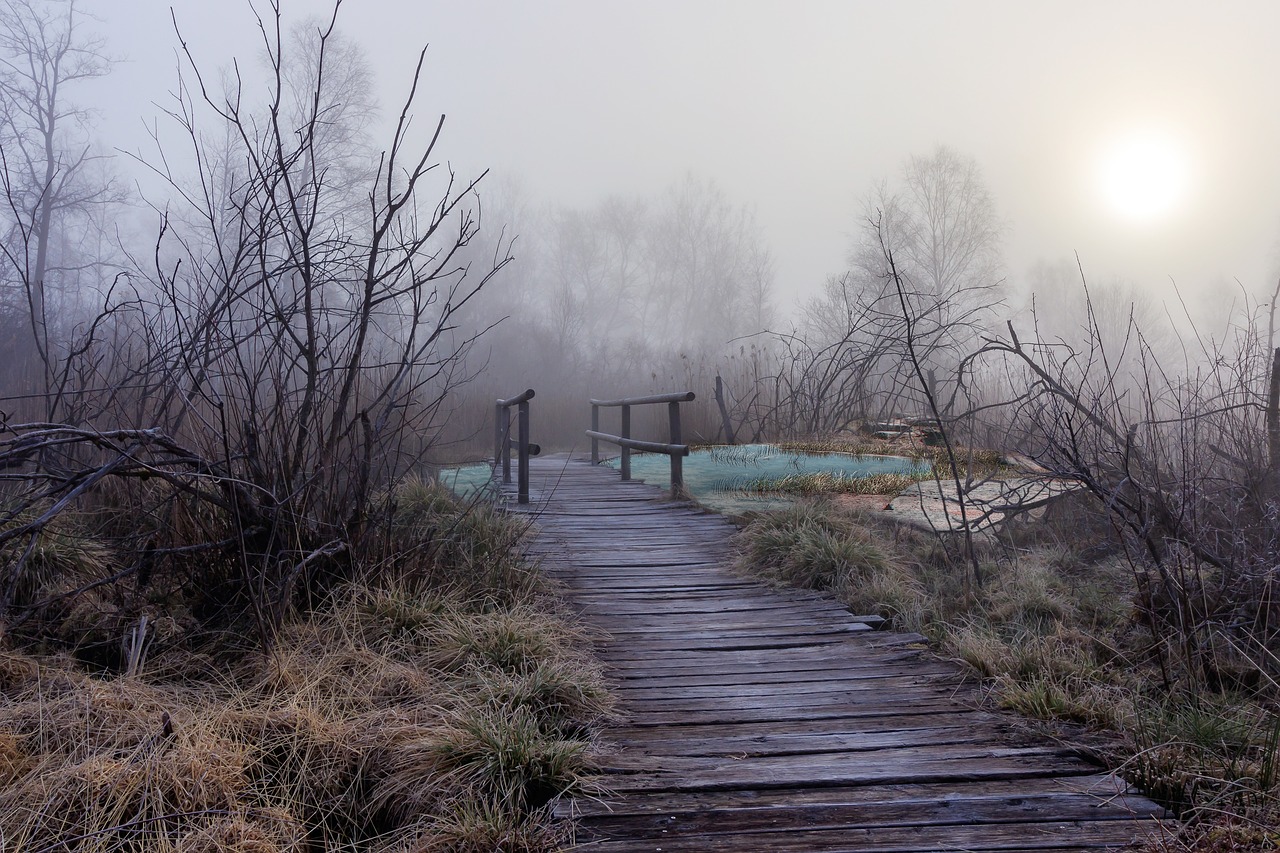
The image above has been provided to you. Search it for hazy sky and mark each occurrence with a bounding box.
[94,1,1280,311]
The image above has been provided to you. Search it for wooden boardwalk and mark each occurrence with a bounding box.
[508,454,1165,852]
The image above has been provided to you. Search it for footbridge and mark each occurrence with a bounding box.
[491,390,1166,851]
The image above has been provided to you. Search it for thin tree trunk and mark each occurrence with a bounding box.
[714,374,737,444]
[1267,346,1280,472]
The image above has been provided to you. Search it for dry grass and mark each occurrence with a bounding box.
[740,470,928,497]
[0,508,121,609]
[735,495,1280,850]
[737,503,925,621]
[0,480,613,852]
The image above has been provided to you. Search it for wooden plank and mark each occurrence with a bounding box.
[610,688,968,719]
[620,699,978,728]
[571,819,1162,851]
[601,713,1002,746]
[610,673,964,702]
[604,727,1001,761]
[600,742,1091,779]
[596,636,885,658]
[575,591,854,608]
[561,577,781,590]
[496,455,1165,850]
[598,613,875,631]
[575,791,1166,839]
[599,616,875,633]
[605,658,947,682]
[597,636,929,663]
[557,773,1142,818]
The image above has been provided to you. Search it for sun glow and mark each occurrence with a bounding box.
[1097,131,1192,224]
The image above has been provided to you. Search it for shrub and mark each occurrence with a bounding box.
[0,485,613,850]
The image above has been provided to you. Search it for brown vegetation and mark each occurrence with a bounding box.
[737,480,1279,852]
[0,480,614,852]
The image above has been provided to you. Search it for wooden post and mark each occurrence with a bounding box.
[669,399,683,495]
[501,411,512,484]
[493,402,502,468]
[591,404,600,463]
[518,399,531,504]
[620,404,631,481]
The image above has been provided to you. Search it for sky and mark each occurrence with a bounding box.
[93,0,1280,312]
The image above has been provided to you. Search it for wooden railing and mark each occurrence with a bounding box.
[494,389,540,504]
[587,390,695,496]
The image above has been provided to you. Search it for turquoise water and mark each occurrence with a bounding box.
[605,444,922,514]
[439,445,921,515]
[437,462,500,501]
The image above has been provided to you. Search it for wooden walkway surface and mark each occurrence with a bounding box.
[507,454,1165,852]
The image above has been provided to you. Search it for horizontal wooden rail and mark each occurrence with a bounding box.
[590,390,696,407]
[497,388,535,407]
[588,390,695,496]
[494,388,538,504]
[585,431,689,457]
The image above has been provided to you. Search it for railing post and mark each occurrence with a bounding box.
[585,391,692,491]
[620,404,631,481]
[495,389,537,500]
[517,399,531,504]
[591,404,600,463]
[668,400,683,496]
[501,412,512,484]
[494,402,502,468]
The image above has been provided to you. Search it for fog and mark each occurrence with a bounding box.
[6,0,1280,459]
[9,9,1280,845]
[93,0,1280,309]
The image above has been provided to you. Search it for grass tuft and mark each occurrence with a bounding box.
[0,480,613,851]
[389,795,567,853]
[738,503,924,621]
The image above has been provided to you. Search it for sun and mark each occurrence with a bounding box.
[1096,131,1191,224]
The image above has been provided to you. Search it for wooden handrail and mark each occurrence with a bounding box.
[494,389,539,504]
[585,431,689,456]
[590,390,696,407]
[589,390,694,496]
[497,388,536,407]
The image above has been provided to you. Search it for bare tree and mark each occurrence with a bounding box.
[864,147,1004,415]
[1,0,512,643]
[757,148,1004,438]
[0,0,116,410]
[645,174,775,352]
[893,147,1002,302]
[931,273,1280,690]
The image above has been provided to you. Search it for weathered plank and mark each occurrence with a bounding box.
[501,454,1165,850]
[571,820,1165,852]
[575,792,1166,838]
[558,772,1143,817]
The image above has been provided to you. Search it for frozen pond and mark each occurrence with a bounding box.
[438,461,501,501]
[604,444,922,514]
[439,444,923,514]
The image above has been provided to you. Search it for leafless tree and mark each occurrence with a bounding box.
[644,175,775,352]
[444,175,777,452]
[0,0,118,414]
[1,0,512,643]
[754,148,1004,439]
[943,275,1280,689]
